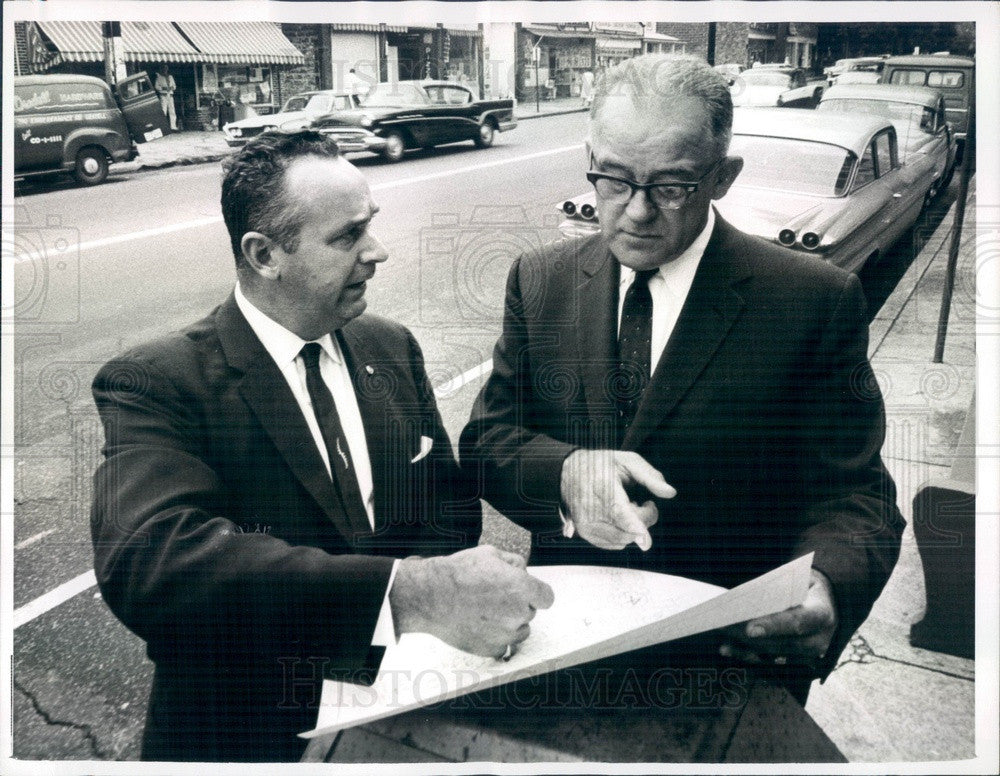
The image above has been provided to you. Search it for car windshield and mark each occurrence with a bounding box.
[362,83,427,107]
[729,135,855,196]
[819,99,932,134]
[740,70,792,87]
[282,96,310,112]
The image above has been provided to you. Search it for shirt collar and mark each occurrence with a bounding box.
[619,207,715,291]
[234,283,341,367]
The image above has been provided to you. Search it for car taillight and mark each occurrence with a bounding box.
[562,201,577,216]
[801,232,821,250]
[778,229,796,246]
[580,203,596,220]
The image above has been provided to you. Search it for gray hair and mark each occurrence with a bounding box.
[590,55,734,157]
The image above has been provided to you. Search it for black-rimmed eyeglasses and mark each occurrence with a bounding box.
[586,156,724,210]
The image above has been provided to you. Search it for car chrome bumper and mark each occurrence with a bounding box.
[499,119,517,132]
[316,127,388,153]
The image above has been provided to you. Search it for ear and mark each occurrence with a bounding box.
[711,156,744,200]
[241,231,281,280]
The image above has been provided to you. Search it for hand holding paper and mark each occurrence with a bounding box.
[390,545,554,658]
[560,449,676,550]
[720,569,838,667]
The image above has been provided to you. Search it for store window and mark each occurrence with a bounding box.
[200,64,276,115]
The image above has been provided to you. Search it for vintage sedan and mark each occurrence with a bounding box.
[731,66,825,108]
[310,80,517,162]
[556,109,934,275]
[222,90,362,147]
[818,83,957,198]
[824,56,887,87]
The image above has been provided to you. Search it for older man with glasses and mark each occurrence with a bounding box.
[460,55,903,705]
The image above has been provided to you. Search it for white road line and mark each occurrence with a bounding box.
[14,528,56,550]
[10,144,584,265]
[13,569,96,629]
[13,357,497,629]
[433,358,493,398]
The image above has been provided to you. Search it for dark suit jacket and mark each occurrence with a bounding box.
[90,293,480,761]
[460,217,904,681]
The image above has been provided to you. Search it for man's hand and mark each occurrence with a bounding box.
[560,449,676,551]
[390,545,554,658]
[720,570,838,669]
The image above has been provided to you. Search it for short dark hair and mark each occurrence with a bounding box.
[220,129,341,268]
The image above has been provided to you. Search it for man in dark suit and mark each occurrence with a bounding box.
[90,130,553,762]
[460,55,904,696]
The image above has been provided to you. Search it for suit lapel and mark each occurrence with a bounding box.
[574,238,621,446]
[214,294,360,545]
[623,217,752,450]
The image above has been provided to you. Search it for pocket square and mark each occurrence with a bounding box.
[410,435,434,463]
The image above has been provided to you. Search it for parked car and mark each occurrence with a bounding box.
[14,72,169,186]
[731,65,825,108]
[818,83,957,198]
[310,80,517,162]
[881,54,975,149]
[824,56,887,87]
[556,109,933,275]
[714,63,745,85]
[222,90,362,147]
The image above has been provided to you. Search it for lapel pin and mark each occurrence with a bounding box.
[365,365,374,375]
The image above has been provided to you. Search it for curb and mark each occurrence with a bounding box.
[516,107,588,121]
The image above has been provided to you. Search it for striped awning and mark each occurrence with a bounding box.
[329,23,407,34]
[174,22,306,65]
[36,20,202,63]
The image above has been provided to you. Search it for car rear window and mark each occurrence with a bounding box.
[927,71,965,88]
[729,135,856,196]
[889,69,928,86]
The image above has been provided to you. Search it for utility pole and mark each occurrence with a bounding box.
[101,21,125,86]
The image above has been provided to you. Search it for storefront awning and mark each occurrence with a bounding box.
[596,37,642,54]
[174,22,306,65]
[524,25,595,40]
[36,20,203,63]
[329,23,407,34]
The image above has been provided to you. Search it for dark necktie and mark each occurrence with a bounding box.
[299,342,370,535]
[617,268,658,433]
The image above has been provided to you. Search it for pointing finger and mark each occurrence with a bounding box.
[618,453,676,499]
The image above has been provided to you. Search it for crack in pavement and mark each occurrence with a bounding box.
[14,678,113,760]
[833,632,974,682]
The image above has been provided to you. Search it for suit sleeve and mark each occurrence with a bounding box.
[459,256,578,531]
[790,272,905,672]
[90,353,394,672]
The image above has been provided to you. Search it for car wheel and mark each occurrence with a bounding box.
[381,132,406,163]
[74,147,109,186]
[474,122,495,148]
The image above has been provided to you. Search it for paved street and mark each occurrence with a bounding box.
[8,111,974,761]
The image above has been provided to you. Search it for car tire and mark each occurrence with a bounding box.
[381,132,406,163]
[73,146,109,186]
[474,122,496,148]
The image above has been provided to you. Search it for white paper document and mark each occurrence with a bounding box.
[301,553,814,738]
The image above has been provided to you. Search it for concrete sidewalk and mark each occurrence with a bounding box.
[804,179,979,761]
[116,96,586,173]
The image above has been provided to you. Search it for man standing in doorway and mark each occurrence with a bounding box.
[154,63,177,131]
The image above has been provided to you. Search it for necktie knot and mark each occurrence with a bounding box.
[633,268,659,287]
[300,342,323,372]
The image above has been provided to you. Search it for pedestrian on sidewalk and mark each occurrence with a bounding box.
[580,69,595,108]
[154,64,178,131]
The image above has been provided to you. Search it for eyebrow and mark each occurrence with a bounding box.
[594,158,698,182]
[327,204,379,241]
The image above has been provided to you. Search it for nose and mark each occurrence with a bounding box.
[359,232,388,265]
[623,187,659,223]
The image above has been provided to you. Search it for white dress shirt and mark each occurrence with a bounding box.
[235,284,396,643]
[616,207,715,375]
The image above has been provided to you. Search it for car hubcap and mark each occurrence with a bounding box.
[83,158,100,175]
[388,137,403,156]
[481,126,492,141]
